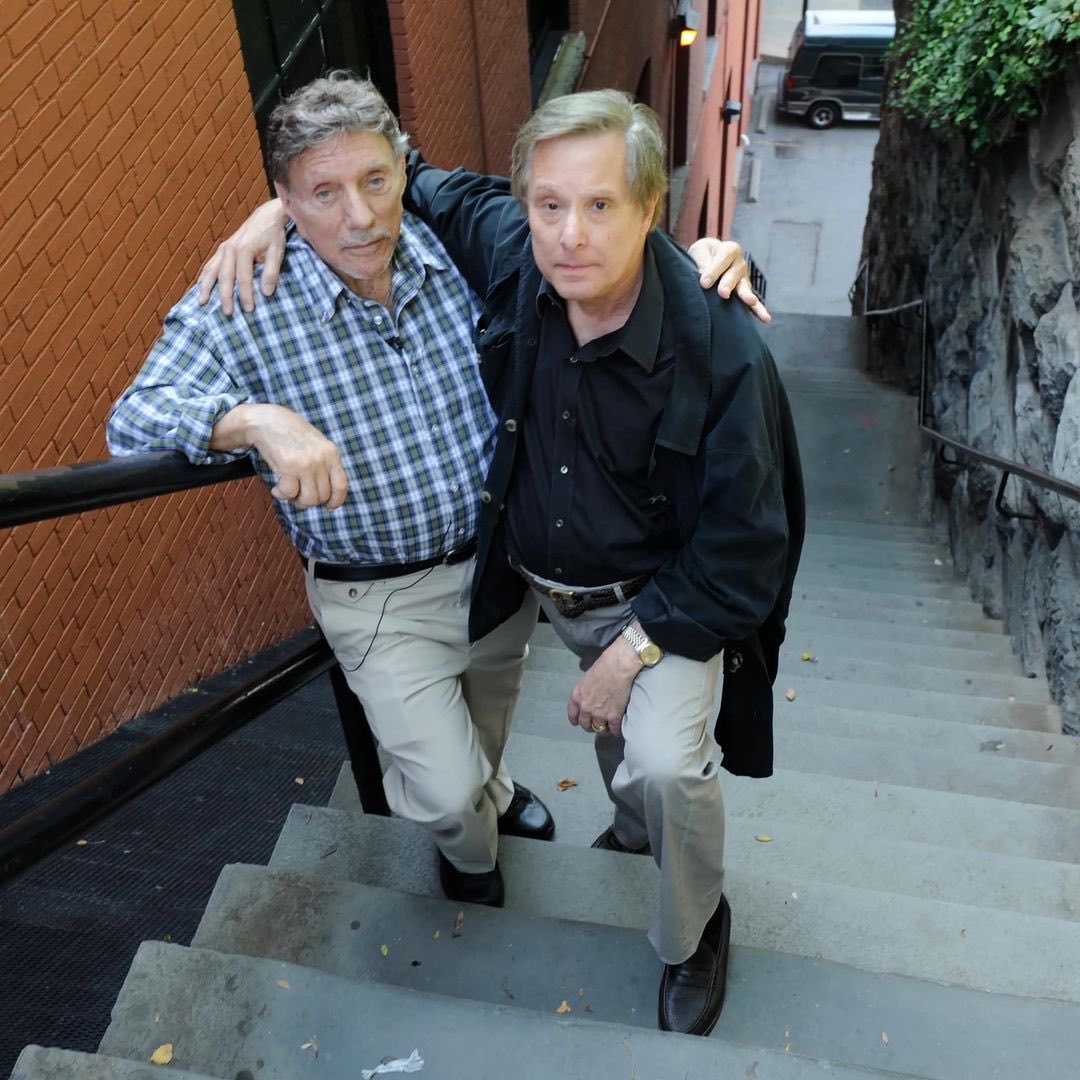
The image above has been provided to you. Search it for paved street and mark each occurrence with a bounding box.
[740,3,891,316]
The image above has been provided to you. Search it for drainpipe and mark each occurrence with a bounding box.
[575,0,615,90]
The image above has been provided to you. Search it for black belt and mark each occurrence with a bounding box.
[304,538,477,582]
[514,564,652,619]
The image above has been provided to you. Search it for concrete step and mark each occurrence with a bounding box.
[517,667,1060,732]
[525,643,1049,703]
[793,568,973,601]
[506,695,1076,807]
[770,701,1080,768]
[788,595,1001,632]
[260,808,1080,1004]
[274,801,1080,933]
[448,735,1080,867]
[783,614,1016,653]
[10,1047,219,1080]
[791,582,988,618]
[197,855,1080,1080]
[804,518,936,542]
[96,941,917,1080]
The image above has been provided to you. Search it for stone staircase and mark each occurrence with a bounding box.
[12,314,1080,1079]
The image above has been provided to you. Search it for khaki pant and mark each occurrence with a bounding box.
[306,558,539,874]
[535,589,726,965]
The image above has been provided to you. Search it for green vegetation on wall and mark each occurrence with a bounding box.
[891,0,1080,149]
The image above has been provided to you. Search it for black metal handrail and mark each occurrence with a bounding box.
[852,276,1080,513]
[0,452,389,886]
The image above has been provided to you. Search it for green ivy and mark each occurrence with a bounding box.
[890,0,1080,149]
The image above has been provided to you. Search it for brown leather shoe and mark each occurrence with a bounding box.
[591,825,650,856]
[437,852,505,908]
[657,894,731,1036]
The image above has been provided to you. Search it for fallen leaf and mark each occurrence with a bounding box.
[1047,744,1054,751]
[162,934,171,942]
[320,845,337,859]
[76,839,88,846]
[149,1044,173,1065]
[993,742,1005,751]
[800,651,814,662]
[556,1001,571,1014]
[557,778,578,791]
[411,960,421,967]
[277,979,291,990]
[294,777,304,785]
[882,1032,890,1046]
[784,688,796,702]
[755,834,773,843]
[933,557,942,566]
[960,928,966,938]
[380,944,389,957]
[502,985,515,1000]
[583,1003,593,1013]
[433,929,441,940]
[453,910,465,937]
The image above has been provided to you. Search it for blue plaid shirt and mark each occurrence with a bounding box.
[107,214,496,565]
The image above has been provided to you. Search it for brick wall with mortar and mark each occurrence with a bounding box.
[389,0,531,175]
[0,0,309,792]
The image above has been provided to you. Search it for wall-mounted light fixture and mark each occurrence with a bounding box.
[671,0,700,46]
[722,99,742,123]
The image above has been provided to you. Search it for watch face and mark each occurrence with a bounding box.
[640,643,663,666]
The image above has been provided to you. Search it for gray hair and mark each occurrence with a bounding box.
[267,71,409,186]
[510,90,668,227]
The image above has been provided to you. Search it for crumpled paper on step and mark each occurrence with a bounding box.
[361,1049,424,1078]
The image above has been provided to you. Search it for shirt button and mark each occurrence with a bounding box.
[450,482,460,493]
[562,410,571,420]
[348,588,358,599]
[559,465,568,475]
[554,567,563,576]
[569,356,579,364]
[480,490,492,503]
[504,419,518,432]
[555,518,564,528]
[374,315,383,325]
[431,425,439,435]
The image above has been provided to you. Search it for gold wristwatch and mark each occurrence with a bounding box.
[621,623,664,667]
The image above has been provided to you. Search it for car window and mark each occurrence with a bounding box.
[812,53,862,89]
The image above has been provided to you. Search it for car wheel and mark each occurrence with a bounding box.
[807,101,840,129]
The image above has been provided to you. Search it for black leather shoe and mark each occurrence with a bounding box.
[657,894,731,1036]
[437,852,505,907]
[497,782,555,841]
[591,825,650,856]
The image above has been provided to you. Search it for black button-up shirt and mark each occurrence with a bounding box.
[505,248,681,586]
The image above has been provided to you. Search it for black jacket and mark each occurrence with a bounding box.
[405,158,805,777]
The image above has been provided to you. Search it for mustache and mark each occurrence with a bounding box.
[338,229,392,250]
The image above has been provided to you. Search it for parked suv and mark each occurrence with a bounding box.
[777,9,895,129]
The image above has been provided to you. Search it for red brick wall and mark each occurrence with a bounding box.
[674,0,763,244]
[0,0,309,792]
[390,0,531,174]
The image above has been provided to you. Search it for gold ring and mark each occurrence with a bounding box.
[591,721,608,733]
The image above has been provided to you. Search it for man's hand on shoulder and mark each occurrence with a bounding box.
[687,238,771,324]
[197,200,291,317]
[211,403,348,509]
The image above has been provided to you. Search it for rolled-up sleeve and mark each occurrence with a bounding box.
[107,302,249,464]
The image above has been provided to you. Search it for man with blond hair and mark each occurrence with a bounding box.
[399,90,804,1036]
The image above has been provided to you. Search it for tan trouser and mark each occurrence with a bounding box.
[305,558,539,874]
[535,590,726,965]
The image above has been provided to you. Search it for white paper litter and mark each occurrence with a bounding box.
[361,1049,424,1078]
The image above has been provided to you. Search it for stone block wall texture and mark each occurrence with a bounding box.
[860,7,1080,730]
[0,0,310,792]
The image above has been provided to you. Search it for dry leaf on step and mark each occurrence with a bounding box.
[784,688,796,701]
[557,778,578,791]
[556,1001,572,1014]
[149,1044,173,1066]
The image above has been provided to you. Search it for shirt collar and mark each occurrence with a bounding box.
[535,241,665,373]
[285,211,451,322]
